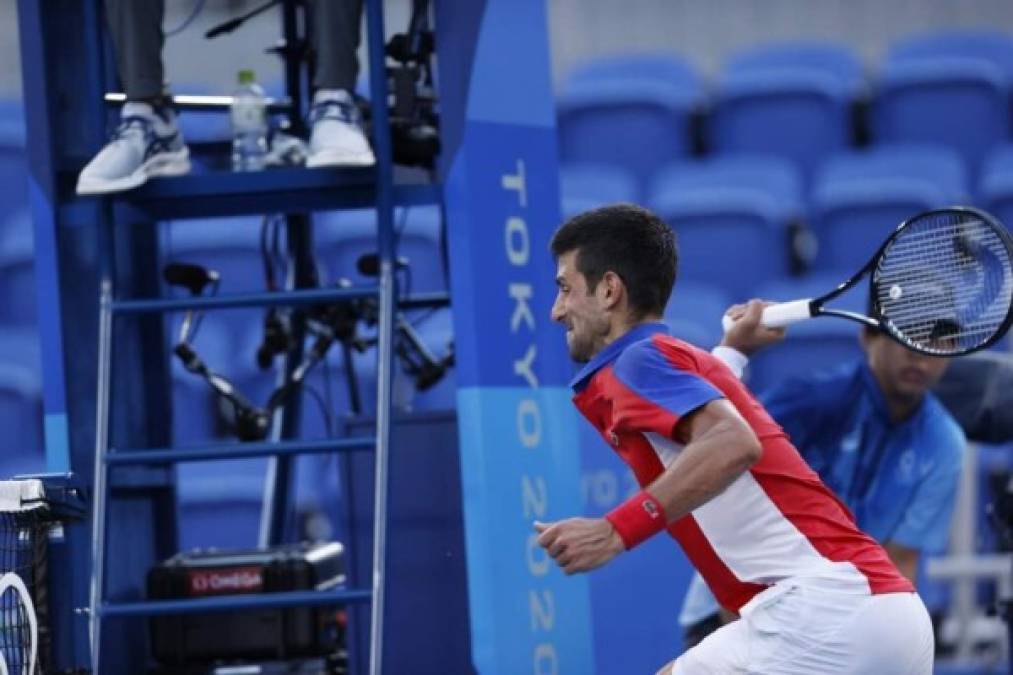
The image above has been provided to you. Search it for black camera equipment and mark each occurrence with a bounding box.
[383,0,440,167]
[165,258,452,442]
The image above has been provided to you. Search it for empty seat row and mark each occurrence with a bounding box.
[561,140,1013,297]
[558,30,1013,194]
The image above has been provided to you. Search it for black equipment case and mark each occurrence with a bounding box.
[147,542,346,666]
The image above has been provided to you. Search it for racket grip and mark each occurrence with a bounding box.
[721,299,814,332]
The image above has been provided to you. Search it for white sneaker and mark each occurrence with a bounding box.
[306,89,376,168]
[76,101,191,195]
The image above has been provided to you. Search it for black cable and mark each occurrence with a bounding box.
[260,214,277,291]
[164,0,209,37]
[303,383,334,439]
[322,352,336,428]
[438,202,450,290]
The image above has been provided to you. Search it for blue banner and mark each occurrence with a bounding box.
[457,388,593,675]
[438,0,594,671]
[444,119,594,673]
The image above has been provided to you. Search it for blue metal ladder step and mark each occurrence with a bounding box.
[104,436,376,466]
[111,285,379,315]
[108,287,448,315]
[60,171,442,223]
[99,588,372,618]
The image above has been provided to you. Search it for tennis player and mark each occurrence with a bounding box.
[680,299,964,649]
[535,203,934,674]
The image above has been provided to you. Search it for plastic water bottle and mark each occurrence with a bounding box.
[230,69,268,171]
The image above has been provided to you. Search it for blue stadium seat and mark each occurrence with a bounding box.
[557,54,704,190]
[725,41,866,94]
[710,42,862,180]
[979,144,1013,226]
[889,29,1013,81]
[664,281,733,349]
[0,330,44,479]
[176,457,268,550]
[0,100,27,230]
[648,156,803,299]
[565,53,702,89]
[314,205,445,294]
[0,209,36,326]
[164,216,266,293]
[559,163,639,219]
[872,57,1009,174]
[812,144,969,270]
[746,273,865,395]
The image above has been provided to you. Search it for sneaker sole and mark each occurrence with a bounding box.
[76,148,191,195]
[305,151,377,169]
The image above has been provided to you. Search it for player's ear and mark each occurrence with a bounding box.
[600,270,623,308]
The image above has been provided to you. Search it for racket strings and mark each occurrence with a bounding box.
[0,585,30,673]
[0,513,38,675]
[874,214,1013,354]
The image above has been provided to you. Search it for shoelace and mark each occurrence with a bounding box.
[110,115,179,160]
[110,115,155,143]
[308,98,360,126]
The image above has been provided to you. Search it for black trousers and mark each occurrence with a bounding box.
[104,0,364,99]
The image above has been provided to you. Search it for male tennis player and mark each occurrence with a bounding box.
[679,301,964,648]
[535,203,934,674]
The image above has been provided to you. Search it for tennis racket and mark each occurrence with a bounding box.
[0,572,37,675]
[722,206,1013,356]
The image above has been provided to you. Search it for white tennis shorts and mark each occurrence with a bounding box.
[671,580,934,674]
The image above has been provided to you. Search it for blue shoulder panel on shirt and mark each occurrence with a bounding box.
[612,338,722,420]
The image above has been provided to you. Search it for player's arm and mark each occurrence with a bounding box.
[883,542,919,583]
[534,402,760,576]
[640,399,761,525]
[536,343,761,574]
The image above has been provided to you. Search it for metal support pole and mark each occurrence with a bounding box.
[88,204,115,668]
[365,0,396,670]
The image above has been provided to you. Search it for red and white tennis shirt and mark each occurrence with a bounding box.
[571,322,913,613]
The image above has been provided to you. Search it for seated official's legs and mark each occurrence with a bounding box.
[305,0,375,167]
[78,0,190,195]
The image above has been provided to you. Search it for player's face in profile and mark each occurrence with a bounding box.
[863,332,949,403]
[551,250,610,362]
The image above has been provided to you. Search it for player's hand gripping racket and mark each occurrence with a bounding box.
[722,207,1013,356]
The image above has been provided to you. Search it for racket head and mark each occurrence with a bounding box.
[869,206,1013,356]
[0,572,36,675]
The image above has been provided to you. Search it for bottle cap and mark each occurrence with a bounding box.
[238,70,256,85]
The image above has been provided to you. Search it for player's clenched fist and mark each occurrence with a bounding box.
[534,517,625,575]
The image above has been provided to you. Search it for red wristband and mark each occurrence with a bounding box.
[605,489,667,550]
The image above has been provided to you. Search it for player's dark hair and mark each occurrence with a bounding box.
[550,203,677,319]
